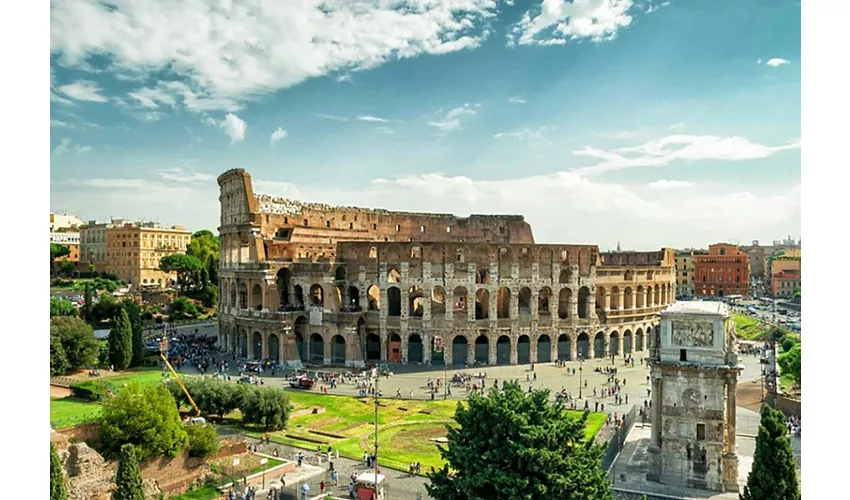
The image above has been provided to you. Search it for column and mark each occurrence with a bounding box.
[445,339,453,367]
[510,338,518,365]
[530,337,538,363]
[570,335,577,361]
[588,336,595,359]
[324,337,332,365]
[569,296,579,318]
[467,338,475,365]
[401,335,408,363]
[400,288,409,318]
[644,289,650,309]
[489,338,497,365]
[727,374,737,452]
[530,290,539,320]
[619,290,626,311]
[550,339,558,363]
[467,293,475,323]
[618,334,625,356]
[604,292,611,311]
[650,371,663,446]
[380,333,388,361]
[262,332,269,358]
[603,334,610,357]
[445,289,454,321]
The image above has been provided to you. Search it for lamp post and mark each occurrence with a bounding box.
[578,356,584,399]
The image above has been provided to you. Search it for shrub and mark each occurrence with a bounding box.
[241,386,290,431]
[186,423,220,458]
[169,297,200,320]
[50,316,100,374]
[70,380,112,401]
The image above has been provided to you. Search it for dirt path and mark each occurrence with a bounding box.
[50,386,72,399]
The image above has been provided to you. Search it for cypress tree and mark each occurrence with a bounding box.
[50,442,68,500]
[113,444,145,500]
[122,301,145,367]
[82,282,93,321]
[109,308,133,370]
[740,405,800,500]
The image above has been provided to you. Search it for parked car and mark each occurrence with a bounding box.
[289,375,315,390]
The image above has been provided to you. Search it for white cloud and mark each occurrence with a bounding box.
[428,104,478,132]
[127,87,178,108]
[53,137,92,156]
[573,134,801,175]
[766,58,790,67]
[376,127,396,135]
[50,0,502,112]
[270,127,288,146]
[356,115,390,123]
[645,0,670,14]
[51,91,75,106]
[509,0,636,47]
[508,96,527,104]
[316,114,350,122]
[202,116,218,127]
[156,168,216,183]
[219,113,246,144]
[56,80,108,103]
[668,122,685,130]
[494,127,547,141]
[51,120,70,128]
[646,179,695,190]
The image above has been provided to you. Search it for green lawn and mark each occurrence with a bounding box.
[167,485,220,500]
[50,397,104,429]
[733,313,770,340]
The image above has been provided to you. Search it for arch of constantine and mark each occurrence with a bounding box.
[216,169,675,368]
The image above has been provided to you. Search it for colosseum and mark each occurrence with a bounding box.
[217,169,673,368]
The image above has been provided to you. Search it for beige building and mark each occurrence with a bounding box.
[80,220,123,271]
[105,222,192,288]
[50,212,84,232]
[675,251,697,299]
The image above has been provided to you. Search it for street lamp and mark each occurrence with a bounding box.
[578,356,584,399]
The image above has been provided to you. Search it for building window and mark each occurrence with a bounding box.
[446,226,452,233]
[372,223,377,230]
[696,423,706,441]
[680,349,687,362]
[499,226,505,234]
[349,223,353,229]
[326,220,331,228]
[303,219,309,227]
[420,225,425,233]
[396,224,401,232]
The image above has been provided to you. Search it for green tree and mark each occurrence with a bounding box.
[92,293,123,323]
[99,383,189,461]
[241,387,290,431]
[199,284,219,309]
[168,296,200,320]
[740,404,800,500]
[50,243,70,277]
[122,300,145,367]
[51,297,79,317]
[778,343,801,385]
[427,382,612,500]
[108,308,134,370]
[51,316,100,372]
[51,442,69,500]
[187,230,220,286]
[82,282,93,321]
[186,423,220,458]
[113,444,145,500]
[160,253,203,293]
[59,259,76,277]
[50,331,68,376]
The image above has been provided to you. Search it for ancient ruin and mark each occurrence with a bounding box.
[217,169,677,367]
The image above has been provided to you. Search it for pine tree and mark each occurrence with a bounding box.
[109,308,134,370]
[113,444,145,500]
[122,301,145,367]
[51,442,68,500]
[82,282,93,321]
[740,405,800,500]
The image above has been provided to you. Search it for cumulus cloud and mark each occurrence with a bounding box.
[50,0,502,112]
[55,80,108,103]
[646,179,695,190]
[766,58,790,67]
[356,115,391,123]
[270,127,288,146]
[156,168,216,183]
[428,104,479,132]
[508,96,527,104]
[127,86,178,108]
[508,0,637,47]
[316,114,350,122]
[573,134,801,175]
[219,113,246,144]
[53,137,92,155]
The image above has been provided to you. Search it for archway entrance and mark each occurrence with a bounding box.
[252,332,263,359]
[577,332,590,360]
[537,335,551,363]
[594,332,605,359]
[517,335,530,364]
[557,334,571,361]
[240,331,248,358]
[496,335,511,365]
[623,330,633,355]
[636,329,644,351]
[268,334,280,361]
[431,336,445,365]
[309,334,324,364]
[452,336,468,366]
[331,335,346,365]
[366,333,381,361]
[408,334,423,363]
[609,332,620,356]
[295,332,305,362]
[387,333,402,363]
[474,335,489,365]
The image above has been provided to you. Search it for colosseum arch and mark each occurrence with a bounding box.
[251,284,263,310]
[252,332,263,359]
[537,334,551,363]
[517,335,531,364]
[557,333,571,360]
[309,333,324,364]
[610,286,620,310]
[558,288,571,319]
[452,335,468,365]
[636,285,645,309]
[293,285,305,307]
[409,286,425,317]
[366,333,381,361]
[334,266,346,281]
[594,331,605,359]
[474,334,489,364]
[538,287,551,315]
[476,267,489,284]
[408,333,424,363]
[387,286,401,316]
[595,286,606,311]
[496,335,511,365]
[609,331,620,356]
[558,268,572,284]
[388,267,401,283]
[294,316,308,362]
[578,286,591,318]
[453,286,468,313]
[475,289,490,319]
[387,333,402,362]
[518,287,532,315]
[367,285,380,311]
[276,268,292,306]
[636,328,644,351]
[309,284,324,307]
[577,332,590,359]
[268,334,280,361]
[346,286,360,311]
[331,335,346,364]
[623,329,633,354]
[497,287,511,319]
[431,286,446,316]
[624,287,633,309]
[240,328,248,358]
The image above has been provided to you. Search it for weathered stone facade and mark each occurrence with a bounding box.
[648,301,743,492]
[217,169,677,368]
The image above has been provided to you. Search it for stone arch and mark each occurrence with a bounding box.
[367,285,380,311]
[309,333,324,364]
[294,316,308,361]
[409,286,425,317]
[238,283,248,309]
[636,285,645,309]
[623,329,633,354]
[578,286,591,318]
[366,333,381,361]
[408,333,423,363]
[646,286,654,307]
[431,286,446,316]
[453,286,468,314]
[452,335,468,366]
[230,286,237,308]
[252,331,263,359]
[293,285,305,307]
[558,288,571,319]
[309,284,324,307]
[387,267,401,283]
[594,331,605,359]
[346,286,360,311]
[276,268,292,307]
[334,266,346,281]
[596,286,606,311]
[610,331,620,356]
[624,287,633,309]
[636,328,644,351]
[557,333,571,361]
[537,334,551,363]
[387,333,402,362]
[518,335,531,364]
[559,268,572,284]
[576,331,590,360]
[331,335,346,364]
[387,286,401,316]
[240,328,249,358]
[655,286,661,305]
[267,334,280,361]
[475,288,489,320]
[496,335,511,365]
[610,286,621,310]
[474,334,489,364]
[497,287,511,319]
[538,287,551,315]
[518,287,532,315]
[476,267,489,284]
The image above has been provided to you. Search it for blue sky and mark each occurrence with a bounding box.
[49,0,801,250]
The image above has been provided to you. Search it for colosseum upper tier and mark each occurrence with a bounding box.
[217,168,673,368]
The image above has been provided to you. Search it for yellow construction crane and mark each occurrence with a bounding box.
[160,339,201,417]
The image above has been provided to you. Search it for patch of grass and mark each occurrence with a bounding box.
[168,484,220,500]
[50,397,103,429]
[780,373,801,398]
[733,313,770,340]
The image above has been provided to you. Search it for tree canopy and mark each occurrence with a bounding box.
[740,404,800,500]
[51,243,71,277]
[121,300,145,367]
[160,253,204,293]
[51,296,78,317]
[168,296,200,320]
[99,383,189,461]
[50,316,100,374]
[108,308,133,370]
[187,230,220,285]
[112,444,145,500]
[778,343,801,385]
[427,382,612,500]
[240,386,291,431]
[51,442,69,500]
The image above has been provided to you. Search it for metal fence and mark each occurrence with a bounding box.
[600,405,639,470]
